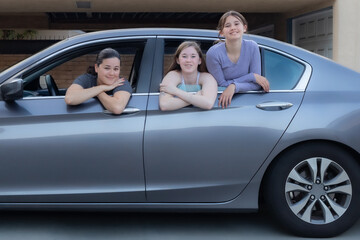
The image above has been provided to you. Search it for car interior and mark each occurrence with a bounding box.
[22,40,146,97]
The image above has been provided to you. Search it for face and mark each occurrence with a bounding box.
[95,57,120,85]
[176,46,201,74]
[220,15,247,40]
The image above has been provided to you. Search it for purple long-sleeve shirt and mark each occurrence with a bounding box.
[206,39,261,92]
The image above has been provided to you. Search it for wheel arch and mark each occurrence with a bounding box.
[258,139,360,209]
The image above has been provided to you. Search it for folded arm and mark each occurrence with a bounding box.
[65,84,108,105]
[159,71,190,111]
[65,78,125,105]
[159,71,217,111]
[97,90,131,115]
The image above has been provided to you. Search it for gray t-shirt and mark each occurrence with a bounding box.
[73,73,132,94]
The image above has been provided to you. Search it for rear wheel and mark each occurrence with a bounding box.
[264,142,360,237]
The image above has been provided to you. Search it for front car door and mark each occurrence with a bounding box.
[0,37,156,203]
[143,36,311,202]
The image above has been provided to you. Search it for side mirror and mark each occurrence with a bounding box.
[0,79,24,102]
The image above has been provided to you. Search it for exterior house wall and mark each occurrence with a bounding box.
[1,0,359,73]
[333,0,360,72]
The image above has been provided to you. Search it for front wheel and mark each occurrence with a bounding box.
[264,142,360,237]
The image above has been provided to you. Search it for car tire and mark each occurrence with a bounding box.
[264,142,360,237]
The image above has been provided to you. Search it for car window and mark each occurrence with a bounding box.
[22,40,146,97]
[262,49,305,90]
[42,51,136,89]
[162,40,306,92]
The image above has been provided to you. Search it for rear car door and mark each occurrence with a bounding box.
[0,37,155,203]
[143,37,311,202]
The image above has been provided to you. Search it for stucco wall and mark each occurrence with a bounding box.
[333,0,360,72]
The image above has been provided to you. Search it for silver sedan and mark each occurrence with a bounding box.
[0,28,359,237]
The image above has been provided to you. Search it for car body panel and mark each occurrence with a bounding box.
[273,52,360,153]
[144,91,304,202]
[0,96,148,202]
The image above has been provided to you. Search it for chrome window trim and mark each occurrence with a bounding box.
[21,89,305,101]
[22,92,151,100]
[23,96,65,100]
[158,36,218,42]
[6,36,156,84]
[157,35,312,93]
[148,89,304,96]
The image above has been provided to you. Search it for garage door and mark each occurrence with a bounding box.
[292,9,333,59]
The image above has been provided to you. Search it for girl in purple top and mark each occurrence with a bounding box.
[206,10,270,108]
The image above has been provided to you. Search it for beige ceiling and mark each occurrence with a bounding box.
[0,0,332,13]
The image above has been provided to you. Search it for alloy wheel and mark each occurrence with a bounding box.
[285,157,352,224]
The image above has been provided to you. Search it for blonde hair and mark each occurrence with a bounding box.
[167,41,208,74]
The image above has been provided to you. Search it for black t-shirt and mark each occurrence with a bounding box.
[73,73,132,94]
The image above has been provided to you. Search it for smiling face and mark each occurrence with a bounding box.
[95,57,120,85]
[176,46,201,74]
[220,15,247,41]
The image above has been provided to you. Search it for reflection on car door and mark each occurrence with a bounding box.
[144,92,304,202]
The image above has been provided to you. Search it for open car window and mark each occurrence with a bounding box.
[162,39,306,92]
[22,40,146,97]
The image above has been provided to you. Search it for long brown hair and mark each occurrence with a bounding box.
[166,41,208,74]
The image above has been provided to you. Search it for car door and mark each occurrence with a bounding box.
[0,37,156,203]
[143,37,311,202]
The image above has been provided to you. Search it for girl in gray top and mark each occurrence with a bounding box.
[65,48,132,114]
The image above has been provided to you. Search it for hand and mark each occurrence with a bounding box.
[218,84,235,108]
[101,78,125,92]
[254,74,270,92]
[159,82,178,96]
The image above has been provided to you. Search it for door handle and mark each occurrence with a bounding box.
[123,107,141,114]
[256,102,293,111]
[103,107,140,115]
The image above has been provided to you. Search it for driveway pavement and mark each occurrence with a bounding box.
[0,211,358,239]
